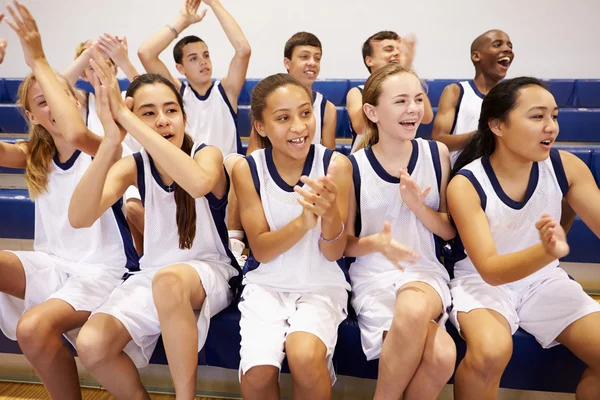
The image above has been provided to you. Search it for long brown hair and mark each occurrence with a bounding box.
[126,74,197,249]
[17,73,78,199]
[356,64,423,151]
[250,73,312,149]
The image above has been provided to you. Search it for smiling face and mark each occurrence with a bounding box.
[366,38,402,73]
[25,79,80,136]
[131,82,187,149]
[472,30,514,80]
[491,85,558,162]
[254,84,315,160]
[364,72,425,141]
[284,45,322,87]
[176,41,212,85]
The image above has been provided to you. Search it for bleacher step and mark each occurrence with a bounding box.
[0,175,26,189]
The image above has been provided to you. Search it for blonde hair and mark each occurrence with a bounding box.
[356,64,425,151]
[74,40,92,59]
[17,73,79,199]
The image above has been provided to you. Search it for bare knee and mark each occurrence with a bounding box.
[464,331,512,379]
[152,267,190,312]
[242,365,279,393]
[76,324,117,371]
[422,329,457,382]
[286,338,328,388]
[391,299,431,336]
[16,310,55,353]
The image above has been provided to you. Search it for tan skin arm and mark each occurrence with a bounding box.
[0,141,28,169]
[320,100,337,149]
[346,87,365,137]
[432,84,475,151]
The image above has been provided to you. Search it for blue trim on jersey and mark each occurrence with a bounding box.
[449,83,464,135]
[133,152,146,206]
[549,149,569,197]
[469,80,486,100]
[346,154,362,269]
[323,148,335,174]
[110,198,140,272]
[193,143,208,156]
[318,92,327,133]
[85,92,90,126]
[246,155,261,197]
[187,81,216,101]
[53,150,81,170]
[482,156,539,210]
[365,140,418,183]
[148,155,177,193]
[428,141,442,192]
[265,144,315,192]
[456,170,487,210]
[216,83,243,155]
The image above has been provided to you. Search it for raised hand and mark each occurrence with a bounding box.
[295,161,340,224]
[5,1,46,68]
[0,38,7,65]
[399,168,431,214]
[90,68,126,145]
[180,0,207,25]
[89,47,127,118]
[399,34,416,70]
[97,33,129,66]
[377,221,419,271]
[536,213,570,259]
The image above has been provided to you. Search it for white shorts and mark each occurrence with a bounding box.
[239,284,347,384]
[0,251,123,345]
[353,270,451,361]
[93,260,233,368]
[450,267,600,348]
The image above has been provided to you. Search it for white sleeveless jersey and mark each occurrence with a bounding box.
[311,91,327,145]
[452,149,567,285]
[349,138,449,302]
[350,85,364,154]
[133,145,240,283]
[34,151,138,275]
[86,91,142,157]
[243,144,351,296]
[180,80,239,156]
[450,81,485,165]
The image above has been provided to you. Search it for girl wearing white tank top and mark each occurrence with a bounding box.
[68,55,238,399]
[448,77,600,400]
[0,5,133,398]
[232,73,351,400]
[346,64,456,400]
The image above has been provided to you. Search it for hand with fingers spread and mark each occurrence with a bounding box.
[180,0,207,26]
[89,47,128,118]
[399,34,416,70]
[399,168,431,214]
[295,162,340,226]
[5,1,46,68]
[376,221,419,271]
[536,213,570,259]
[97,34,129,67]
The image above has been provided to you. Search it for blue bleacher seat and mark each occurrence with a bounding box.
[0,105,28,133]
[542,79,576,107]
[348,79,366,90]
[556,109,600,142]
[574,80,600,108]
[3,79,22,103]
[335,107,351,138]
[563,216,599,263]
[312,80,350,106]
[237,105,252,138]
[0,79,9,103]
[75,78,131,94]
[424,79,460,108]
[0,189,34,239]
[238,79,260,106]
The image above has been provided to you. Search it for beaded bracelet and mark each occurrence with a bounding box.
[166,24,179,38]
[320,222,345,243]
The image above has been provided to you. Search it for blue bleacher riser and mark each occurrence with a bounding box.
[0,80,9,103]
[574,80,600,108]
[238,79,261,106]
[75,78,131,95]
[558,109,600,142]
[543,80,576,108]
[312,80,350,106]
[424,79,460,108]
[0,105,28,133]
[3,79,22,103]
[237,105,252,138]
[0,189,34,239]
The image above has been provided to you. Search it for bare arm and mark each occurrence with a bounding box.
[63,47,91,85]
[448,175,560,286]
[0,141,27,168]
[321,101,337,149]
[97,35,139,82]
[246,127,261,155]
[138,0,207,91]
[432,84,475,151]
[422,92,434,124]
[563,150,600,237]
[346,87,365,137]
[208,0,251,109]
[233,159,311,263]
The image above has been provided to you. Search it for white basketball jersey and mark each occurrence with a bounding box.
[34,151,138,275]
[452,149,567,286]
[312,91,327,145]
[450,81,485,165]
[350,85,365,154]
[243,144,351,296]
[349,139,449,303]
[133,145,240,283]
[180,80,239,156]
[86,91,142,157]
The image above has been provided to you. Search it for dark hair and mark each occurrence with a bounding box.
[284,32,322,60]
[173,35,206,65]
[126,74,197,249]
[362,31,400,72]
[250,73,312,149]
[451,77,549,177]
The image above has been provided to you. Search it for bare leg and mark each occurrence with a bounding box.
[16,299,90,400]
[286,331,331,400]
[152,264,207,399]
[76,313,150,400]
[241,365,280,400]
[125,199,145,256]
[0,250,26,298]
